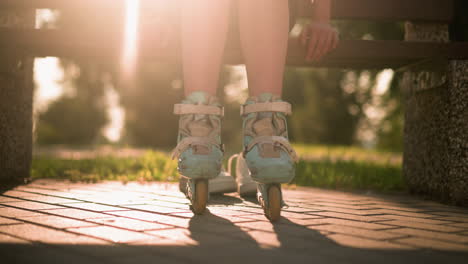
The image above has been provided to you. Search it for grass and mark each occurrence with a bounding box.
[32,145,404,192]
[291,144,404,192]
[32,151,178,184]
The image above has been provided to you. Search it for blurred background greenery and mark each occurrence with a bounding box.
[32,5,408,191]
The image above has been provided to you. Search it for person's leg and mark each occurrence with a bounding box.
[236,1,294,221]
[237,0,290,97]
[181,0,232,96]
[177,0,234,213]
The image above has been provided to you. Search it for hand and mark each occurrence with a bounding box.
[300,22,339,62]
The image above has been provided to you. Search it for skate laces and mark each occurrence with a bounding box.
[241,94,298,162]
[172,92,224,159]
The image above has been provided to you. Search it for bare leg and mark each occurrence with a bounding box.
[238,0,290,97]
[181,0,232,96]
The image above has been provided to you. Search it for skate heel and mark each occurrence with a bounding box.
[240,93,298,221]
[257,183,283,222]
[173,91,224,214]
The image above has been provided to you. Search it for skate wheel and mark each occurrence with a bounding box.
[191,180,208,215]
[266,185,281,222]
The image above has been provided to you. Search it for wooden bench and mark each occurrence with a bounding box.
[0,0,467,205]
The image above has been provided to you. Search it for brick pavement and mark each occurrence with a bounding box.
[1,179,468,264]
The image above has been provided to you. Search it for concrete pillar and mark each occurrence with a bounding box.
[0,9,35,186]
[403,22,468,205]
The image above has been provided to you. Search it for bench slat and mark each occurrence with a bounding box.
[1,29,468,69]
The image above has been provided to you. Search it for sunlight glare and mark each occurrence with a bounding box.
[34,57,64,112]
[122,0,140,80]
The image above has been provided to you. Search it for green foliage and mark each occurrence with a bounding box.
[375,72,404,152]
[32,151,178,183]
[283,68,359,145]
[120,62,183,149]
[36,96,108,145]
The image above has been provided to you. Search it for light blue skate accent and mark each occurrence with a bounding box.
[175,91,223,181]
[245,147,295,184]
[242,93,296,184]
[179,147,223,180]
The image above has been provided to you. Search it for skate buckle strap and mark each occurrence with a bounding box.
[172,136,220,160]
[244,136,298,162]
[240,102,292,116]
[174,104,224,116]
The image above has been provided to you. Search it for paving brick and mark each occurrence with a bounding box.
[2,190,43,198]
[277,216,327,226]
[304,218,393,230]
[430,211,468,218]
[109,210,191,228]
[15,196,80,204]
[89,217,170,231]
[144,199,190,207]
[0,223,108,244]
[301,206,374,215]
[174,212,255,223]
[308,211,389,222]
[17,215,98,229]
[145,228,198,245]
[0,196,26,203]
[389,228,468,243]
[307,202,377,210]
[377,220,464,233]
[207,207,258,216]
[447,222,468,229]
[0,232,30,243]
[7,201,65,210]
[325,233,413,249]
[15,187,71,197]
[371,204,431,213]
[124,204,189,214]
[146,227,247,247]
[40,208,113,219]
[281,206,321,213]
[0,207,47,217]
[67,225,156,243]
[364,209,436,218]
[374,214,455,225]
[66,202,128,212]
[395,237,468,251]
[234,221,277,232]
[279,211,326,219]
[78,196,151,206]
[310,224,407,240]
[432,216,468,222]
[0,216,22,225]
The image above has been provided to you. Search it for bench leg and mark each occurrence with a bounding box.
[403,22,468,205]
[0,10,35,186]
